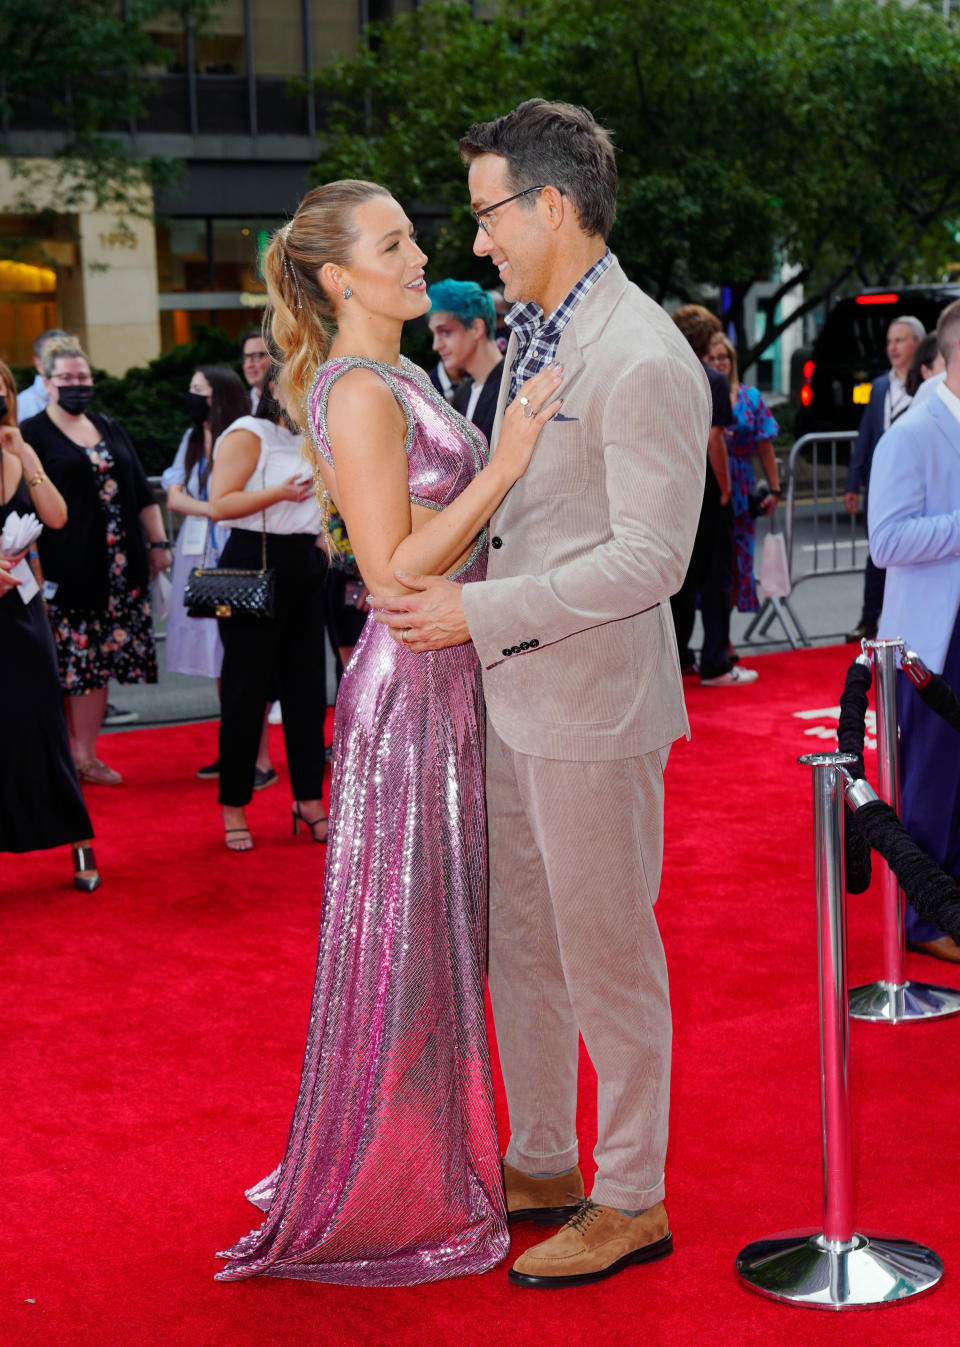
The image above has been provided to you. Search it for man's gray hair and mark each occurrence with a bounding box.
[33,328,68,359]
[41,336,89,378]
[459,99,618,240]
[890,314,925,341]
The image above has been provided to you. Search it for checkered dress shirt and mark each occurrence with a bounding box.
[505,249,613,401]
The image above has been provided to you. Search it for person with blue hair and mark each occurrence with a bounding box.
[428,278,505,445]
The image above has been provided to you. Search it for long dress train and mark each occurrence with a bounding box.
[216,356,508,1286]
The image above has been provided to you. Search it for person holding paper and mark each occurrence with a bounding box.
[20,337,170,787]
[0,359,99,891]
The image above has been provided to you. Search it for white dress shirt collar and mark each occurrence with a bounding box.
[935,377,960,428]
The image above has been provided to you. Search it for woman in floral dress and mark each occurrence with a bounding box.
[20,338,171,785]
[705,332,781,615]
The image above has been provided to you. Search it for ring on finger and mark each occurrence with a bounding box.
[401,628,410,644]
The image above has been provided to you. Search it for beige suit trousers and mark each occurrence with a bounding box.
[487,722,671,1211]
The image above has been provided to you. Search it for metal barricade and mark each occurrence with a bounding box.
[147,474,173,544]
[147,475,171,647]
[744,431,860,649]
[735,751,944,1309]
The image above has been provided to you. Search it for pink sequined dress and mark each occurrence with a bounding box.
[216,356,508,1286]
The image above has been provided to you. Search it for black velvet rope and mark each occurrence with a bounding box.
[908,670,960,734]
[836,658,873,894]
[850,799,960,944]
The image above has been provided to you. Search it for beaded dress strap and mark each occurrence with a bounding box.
[308,357,415,469]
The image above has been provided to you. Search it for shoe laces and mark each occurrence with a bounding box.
[565,1198,601,1233]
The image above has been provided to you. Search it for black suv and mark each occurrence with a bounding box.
[794,283,960,434]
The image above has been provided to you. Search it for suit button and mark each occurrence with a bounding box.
[529,639,539,648]
[491,536,503,549]
[502,648,512,657]
[520,641,530,650]
[510,645,521,654]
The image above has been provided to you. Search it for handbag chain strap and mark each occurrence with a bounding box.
[194,446,270,575]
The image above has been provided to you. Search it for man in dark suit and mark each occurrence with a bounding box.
[427,278,505,446]
[843,314,924,641]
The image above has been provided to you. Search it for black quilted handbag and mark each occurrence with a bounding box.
[184,491,275,620]
[184,562,275,619]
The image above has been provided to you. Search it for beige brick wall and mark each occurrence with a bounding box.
[0,161,161,376]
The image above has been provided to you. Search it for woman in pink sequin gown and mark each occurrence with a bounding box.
[215,182,562,1286]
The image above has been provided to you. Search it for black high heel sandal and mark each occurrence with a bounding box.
[292,803,328,844]
[72,844,102,893]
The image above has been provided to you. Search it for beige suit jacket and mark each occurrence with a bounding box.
[461,259,710,761]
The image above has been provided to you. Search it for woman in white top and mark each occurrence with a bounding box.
[208,385,327,852]
[162,366,248,680]
[163,366,278,788]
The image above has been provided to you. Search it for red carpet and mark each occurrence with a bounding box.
[3,644,959,1347]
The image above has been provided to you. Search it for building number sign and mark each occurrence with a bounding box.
[98,231,139,249]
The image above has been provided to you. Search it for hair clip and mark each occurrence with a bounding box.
[283,254,303,311]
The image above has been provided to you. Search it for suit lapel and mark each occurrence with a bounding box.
[490,261,630,445]
[489,333,517,448]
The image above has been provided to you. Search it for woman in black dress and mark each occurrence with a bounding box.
[20,337,171,785]
[0,360,99,891]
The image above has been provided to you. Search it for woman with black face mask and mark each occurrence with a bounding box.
[162,364,278,785]
[19,337,170,786]
[207,378,327,852]
[0,358,101,890]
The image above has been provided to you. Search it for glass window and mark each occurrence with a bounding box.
[195,0,246,73]
[156,220,209,294]
[212,219,281,294]
[144,29,187,74]
[156,218,283,295]
[160,306,264,352]
[254,0,304,76]
[311,8,360,67]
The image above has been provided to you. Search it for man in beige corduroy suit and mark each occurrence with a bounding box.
[373,99,710,1287]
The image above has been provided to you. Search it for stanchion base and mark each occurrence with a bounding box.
[736,1231,943,1309]
[848,979,960,1022]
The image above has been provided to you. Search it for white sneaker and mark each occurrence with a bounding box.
[268,701,283,724]
[701,666,759,687]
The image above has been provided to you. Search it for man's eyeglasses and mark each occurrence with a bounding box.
[472,185,545,236]
[242,352,269,363]
[50,374,93,385]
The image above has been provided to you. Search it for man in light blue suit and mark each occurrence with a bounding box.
[869,299,960,961]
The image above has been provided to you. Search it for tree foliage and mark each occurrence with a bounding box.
[311,0,960,366]
[0,0,213,214]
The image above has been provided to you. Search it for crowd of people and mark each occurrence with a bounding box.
[4,93,958,1300]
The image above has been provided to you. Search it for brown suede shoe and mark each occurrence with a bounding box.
[907,935,960,964]
[508,1197,672,1287]
[503,1160,585,1225]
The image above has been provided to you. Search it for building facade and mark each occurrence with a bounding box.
[1,0,410,373]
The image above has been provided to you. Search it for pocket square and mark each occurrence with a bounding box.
[553,412,579,422]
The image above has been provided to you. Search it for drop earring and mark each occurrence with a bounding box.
[342,286,353,300]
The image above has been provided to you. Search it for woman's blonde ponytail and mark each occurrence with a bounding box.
[262,181,391,432]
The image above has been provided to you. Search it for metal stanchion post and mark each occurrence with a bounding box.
[736,753,943,1308]
[848,639,960,1022]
